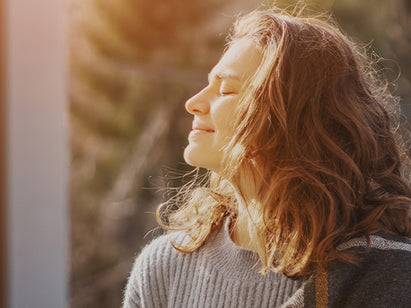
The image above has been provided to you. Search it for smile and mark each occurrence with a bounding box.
[188,129,214,139]
[191,125,215,133]
[190,129,214,134]
[192,125,215,132]
[192,128,215,133]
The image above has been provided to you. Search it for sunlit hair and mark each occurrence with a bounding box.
[157,8,411,278]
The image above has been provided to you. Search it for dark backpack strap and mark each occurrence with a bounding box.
[315,263,328,308]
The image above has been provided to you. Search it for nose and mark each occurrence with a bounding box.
[185,89,210,115]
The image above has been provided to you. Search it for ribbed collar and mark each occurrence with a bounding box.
[202,218,274,281]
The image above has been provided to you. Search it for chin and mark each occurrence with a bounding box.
[183,145,219,171]
[183,146,202,167]
[184,144,221,172]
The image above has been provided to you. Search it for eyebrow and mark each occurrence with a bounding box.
[208,71,242,83]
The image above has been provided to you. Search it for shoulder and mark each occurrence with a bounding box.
[327,232,411,307]
[297,233,411,307]
[336,230,411,253]
[132,232,183,271]
[123,231,187,308]
[334,231,411,281]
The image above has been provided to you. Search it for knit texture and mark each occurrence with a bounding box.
[123,219,411,308]
[123,219,304,308]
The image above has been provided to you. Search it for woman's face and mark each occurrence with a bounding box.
[184,39,262,173]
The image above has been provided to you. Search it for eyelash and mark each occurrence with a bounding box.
[209,81,237,96]
[219,86,237,95]
[219,91,235,96]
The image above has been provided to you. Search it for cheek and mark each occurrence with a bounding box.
[212,100,238,137]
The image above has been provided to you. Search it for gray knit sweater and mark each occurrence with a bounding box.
[123,219,411,307]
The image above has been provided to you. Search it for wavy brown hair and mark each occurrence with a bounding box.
[157,8,411,278]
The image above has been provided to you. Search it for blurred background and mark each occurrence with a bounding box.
[69,0,411,307]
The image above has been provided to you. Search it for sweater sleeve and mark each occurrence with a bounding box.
[123,234,175,308]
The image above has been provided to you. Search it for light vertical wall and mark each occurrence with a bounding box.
[4,0,68,307]
[0,0,5,305]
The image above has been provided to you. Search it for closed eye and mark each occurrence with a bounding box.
[219,86,238,96]
[219,91,237,96]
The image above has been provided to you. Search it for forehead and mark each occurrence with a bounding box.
[210,39,262,82]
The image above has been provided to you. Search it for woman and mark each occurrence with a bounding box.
[123,8,411,308]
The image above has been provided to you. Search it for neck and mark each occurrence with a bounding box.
[229,173,262,252]
[230,210,258,251]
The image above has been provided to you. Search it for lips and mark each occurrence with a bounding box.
[192,126,215,132]
[192,122,215,132]
[189,124,215,139]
